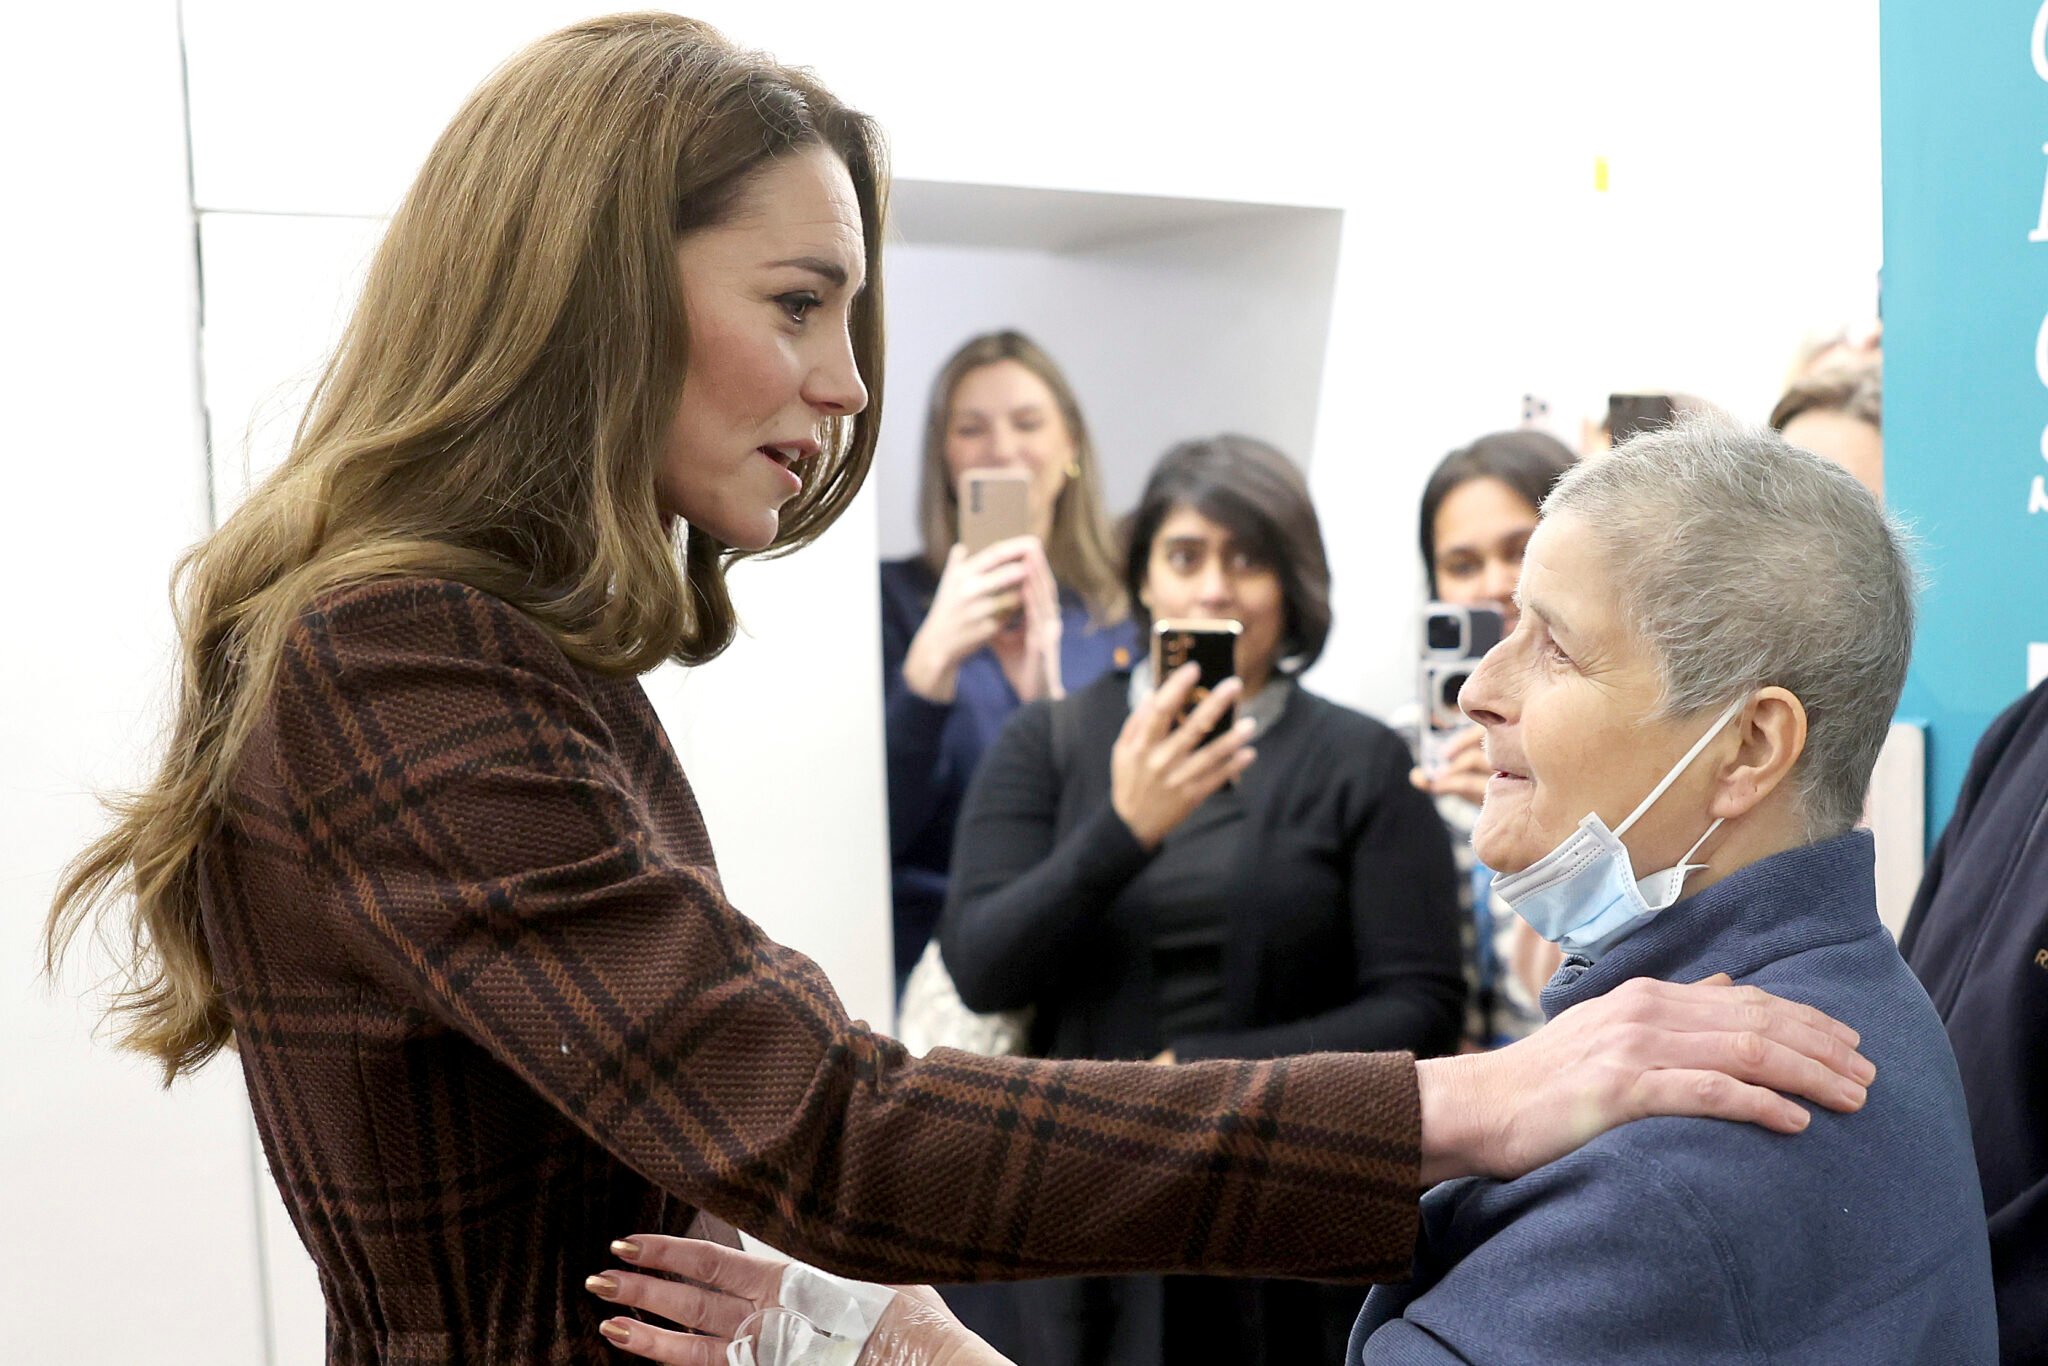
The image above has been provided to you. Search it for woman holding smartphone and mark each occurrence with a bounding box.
[940,436,1467,1366]
[45,17,1880,1364]
[881,331,1131,990]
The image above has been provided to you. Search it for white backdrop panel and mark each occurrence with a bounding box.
[871,205,1342,557]
[2,2,270,1362]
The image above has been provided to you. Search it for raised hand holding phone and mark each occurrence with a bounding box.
[1111,660,1256,852]
[900,539,1040,704]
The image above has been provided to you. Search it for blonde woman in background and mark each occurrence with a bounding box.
[880,331,1131,993]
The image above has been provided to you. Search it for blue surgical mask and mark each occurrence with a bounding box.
[1490,697,1745,961]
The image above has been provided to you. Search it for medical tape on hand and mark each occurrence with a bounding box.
[777,1260,894,1343]
[722,1262,895,1366]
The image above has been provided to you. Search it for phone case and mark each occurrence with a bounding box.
[959,471,1032,554]
[1152,619,1240,744]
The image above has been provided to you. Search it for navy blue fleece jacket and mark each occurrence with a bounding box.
[1351,832,1996,1365]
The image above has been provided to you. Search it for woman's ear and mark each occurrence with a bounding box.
[1709,687,1807,821]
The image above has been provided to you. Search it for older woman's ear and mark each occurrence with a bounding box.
[1708,687,1809,822]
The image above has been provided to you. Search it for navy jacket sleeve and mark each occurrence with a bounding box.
[1172,731,1465,1062]
[1899,686,2030,954]
[879,564,956,858]
[939,699,1157,1013]
[1350,1156,1759,1365]
[1898,683,2048,1360]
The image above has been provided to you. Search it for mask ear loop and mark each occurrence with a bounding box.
[1673,816,1724,869]
[1613,696,1748,839]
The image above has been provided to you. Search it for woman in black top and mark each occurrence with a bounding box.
[942,435,1465,1366]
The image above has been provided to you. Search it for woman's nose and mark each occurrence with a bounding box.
[804,331,868,417]
[1459,642,1513,728]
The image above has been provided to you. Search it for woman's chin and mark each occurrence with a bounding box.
[701,510,781,553]
[1471,813,1537,877]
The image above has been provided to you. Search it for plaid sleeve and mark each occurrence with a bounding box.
[270,578,1423,1285]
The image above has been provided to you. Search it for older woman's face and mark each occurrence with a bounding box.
[1142,505,1287,690]
[1459,514,1732,877]
[662,144,870,551]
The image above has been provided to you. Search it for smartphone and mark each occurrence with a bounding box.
[1608,393,1677,447]
[958,469,1032,555]
[1152,618,1241,744]
[1418,603,1504,777]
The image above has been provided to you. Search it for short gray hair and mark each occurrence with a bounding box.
[1543,418,1916,837]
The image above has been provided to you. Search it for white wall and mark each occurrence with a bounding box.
[11,3,1882,1362]
[1,3,271,1363]
[872,204,1343,557]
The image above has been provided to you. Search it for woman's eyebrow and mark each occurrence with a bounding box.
[1523,596,1572,639]
[763,255,861,292]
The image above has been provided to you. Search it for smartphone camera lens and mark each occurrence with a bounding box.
[1426,612,1464,653]
[1440,670,1469,709]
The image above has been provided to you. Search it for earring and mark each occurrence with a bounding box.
[1066,459,1082,480]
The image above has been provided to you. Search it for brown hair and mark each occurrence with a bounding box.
[1124,434,1332,672]
[1768,359,1882,434]
[916,331,1125,623]
[45,12,888,1080]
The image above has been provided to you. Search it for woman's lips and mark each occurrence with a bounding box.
[758,447,803,492]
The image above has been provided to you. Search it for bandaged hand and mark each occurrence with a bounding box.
[587,1235,1011,1366]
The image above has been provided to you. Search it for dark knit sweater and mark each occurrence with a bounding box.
[942,671,1465,1064]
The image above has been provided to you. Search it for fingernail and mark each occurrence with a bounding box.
[610,1239,641,1261]
[1841,1082,1867,1107]
[1790,1107,1810,1129]
[586,1274,619,1299]
[1852,1056,1876,1084]
[600,1319,633,1344]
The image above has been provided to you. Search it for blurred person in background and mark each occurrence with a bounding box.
[1769,357,1882,499]
[1787,317,1883,386]
[938,435,1466,1366]
[1410,432,1576,1045]
[881,330,1131,994]
[1578,390,1727,458]
[1902,675,2048,1361]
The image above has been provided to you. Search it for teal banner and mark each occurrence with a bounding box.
[1881,0,2048,840]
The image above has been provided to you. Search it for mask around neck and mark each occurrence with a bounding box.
[1490,696,1746,961]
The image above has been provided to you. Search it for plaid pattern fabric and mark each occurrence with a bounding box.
[199,578,1422,1364]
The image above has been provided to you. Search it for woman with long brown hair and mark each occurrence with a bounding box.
[46,14,1879,1363]
[882,330,1130,992]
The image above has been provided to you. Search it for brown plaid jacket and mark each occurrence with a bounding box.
[198,578,1422,1364]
